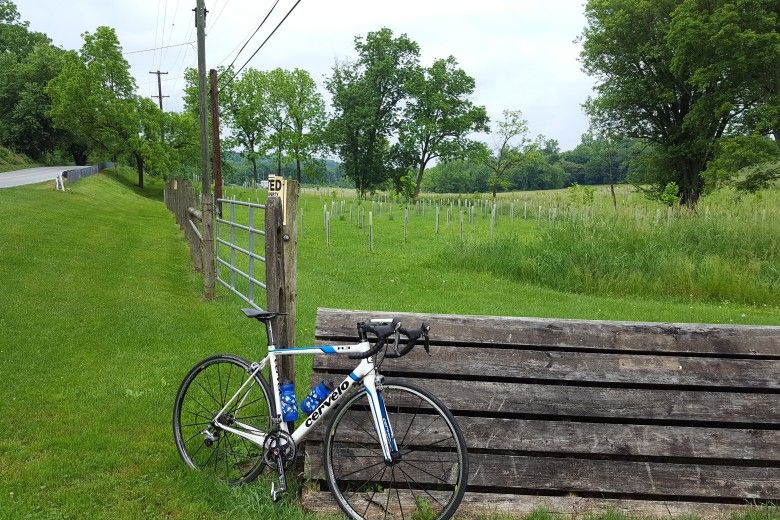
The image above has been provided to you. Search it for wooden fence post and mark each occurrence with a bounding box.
[265,185,298,388]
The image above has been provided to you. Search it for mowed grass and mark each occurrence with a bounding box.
[0,170,777,519]
[0,171,328,519]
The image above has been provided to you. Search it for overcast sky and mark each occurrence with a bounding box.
[18,0,595,151]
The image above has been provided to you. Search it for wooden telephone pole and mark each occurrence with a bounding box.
[195,0,215,298]
[148,70,169,110]
[209,69,223,217]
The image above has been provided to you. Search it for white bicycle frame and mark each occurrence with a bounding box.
[211,338,399,462]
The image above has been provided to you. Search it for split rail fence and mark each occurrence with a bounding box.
[304,308,780,518]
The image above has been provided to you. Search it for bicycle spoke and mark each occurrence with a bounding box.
[401,414,441,449]
[182,420,211,428]
[399,459,450,485]
[362,466,388,519]
[398,395,424,446]
[336,458,385,480]
[397,465,444,507]
[345,463,387,501]
[393,468,405,520]
[383,471,392,520]
[195,379,220,408]
[224,362,234,408]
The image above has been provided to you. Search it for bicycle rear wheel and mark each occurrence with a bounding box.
[172,354,274,484]
[323,381,468,520]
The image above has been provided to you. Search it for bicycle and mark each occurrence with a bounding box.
[173,308,468,520]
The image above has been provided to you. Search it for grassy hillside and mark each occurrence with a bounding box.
[0,172,776,519]
[0,171,321,519]
[0,145,37,172]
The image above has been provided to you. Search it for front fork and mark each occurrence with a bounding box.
[363,373,399,463]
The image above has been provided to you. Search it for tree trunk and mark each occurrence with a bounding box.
[250,157,258,183]
[296,157,301,183]
[610,183,617,210]
[135,153,145,189]
[413,162,425,201]
[772,128,780,148]
[679,160,702,208]
[72,148,87,166]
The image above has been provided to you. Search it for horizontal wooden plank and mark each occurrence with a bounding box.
[301,490,765,519]
[316,308,780,356]
[314,343,780,389]
[309,374,780,424]
[305,449,780,500]
[305,415,780,461]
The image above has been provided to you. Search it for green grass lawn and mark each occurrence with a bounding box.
[0,171,777,519]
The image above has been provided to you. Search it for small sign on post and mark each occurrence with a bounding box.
[268,175,288,224]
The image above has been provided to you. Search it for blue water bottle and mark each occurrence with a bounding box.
[300,379,334,415]
[279,380,299,422]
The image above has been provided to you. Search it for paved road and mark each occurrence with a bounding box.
[0,166,88,189]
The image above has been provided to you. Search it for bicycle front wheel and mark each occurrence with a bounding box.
[324,381,468,520]
[172,354,274,485]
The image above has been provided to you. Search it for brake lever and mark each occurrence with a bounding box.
[422,322,431,356]
[391,328,401,356]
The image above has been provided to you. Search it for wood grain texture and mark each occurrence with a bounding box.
[306,448,780,499]
[315,308,780,356]
[301,490,765,519]
[305,416,780,461]
[314,342,780,389]
[308,373,780,424]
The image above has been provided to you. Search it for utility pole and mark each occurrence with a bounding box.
[196,0,215,299]
[148,70,169,110]
[209,69,223,217]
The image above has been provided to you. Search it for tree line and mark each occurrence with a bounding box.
[1,0,777,206]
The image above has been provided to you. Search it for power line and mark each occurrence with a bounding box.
[124,41,194,55]
[157,0,169,70]
[221,0,303,85]
[218,0,280,74]
[206,0,232,34]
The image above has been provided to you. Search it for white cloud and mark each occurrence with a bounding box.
[17,0,596,149]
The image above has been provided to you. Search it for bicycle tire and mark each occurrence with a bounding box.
[323,380,468,520]
[172,354,274,485]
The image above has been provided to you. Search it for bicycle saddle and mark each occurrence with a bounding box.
[241,308,281,322]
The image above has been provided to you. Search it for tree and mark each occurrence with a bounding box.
[265,68,291,177]
[396,56,488,200]
[48,26,137,165]
[220,68,268,182]
[478,109,529,197]
[326,28,420,195]
[281,68,326,182]
[581,0,780,207]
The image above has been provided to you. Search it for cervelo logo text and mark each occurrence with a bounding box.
[304,380,352,427]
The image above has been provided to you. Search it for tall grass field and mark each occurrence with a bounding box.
[0,169,777,519]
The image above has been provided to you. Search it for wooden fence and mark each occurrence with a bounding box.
[164,179,202,271]
[303,308,780,518]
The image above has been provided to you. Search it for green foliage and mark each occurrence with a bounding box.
[396,55,489,199]
[581,0,780,207]
[705,135,780,191]
[659,181,680,206]
[48,26,137,163]
[478,109,529,196]
[568,183,596,205]
[326,27,420,195]
[561,133,643,186]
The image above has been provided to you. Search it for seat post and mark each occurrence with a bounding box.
[265,319,275,346]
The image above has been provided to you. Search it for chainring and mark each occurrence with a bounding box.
[263,429,296,468]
